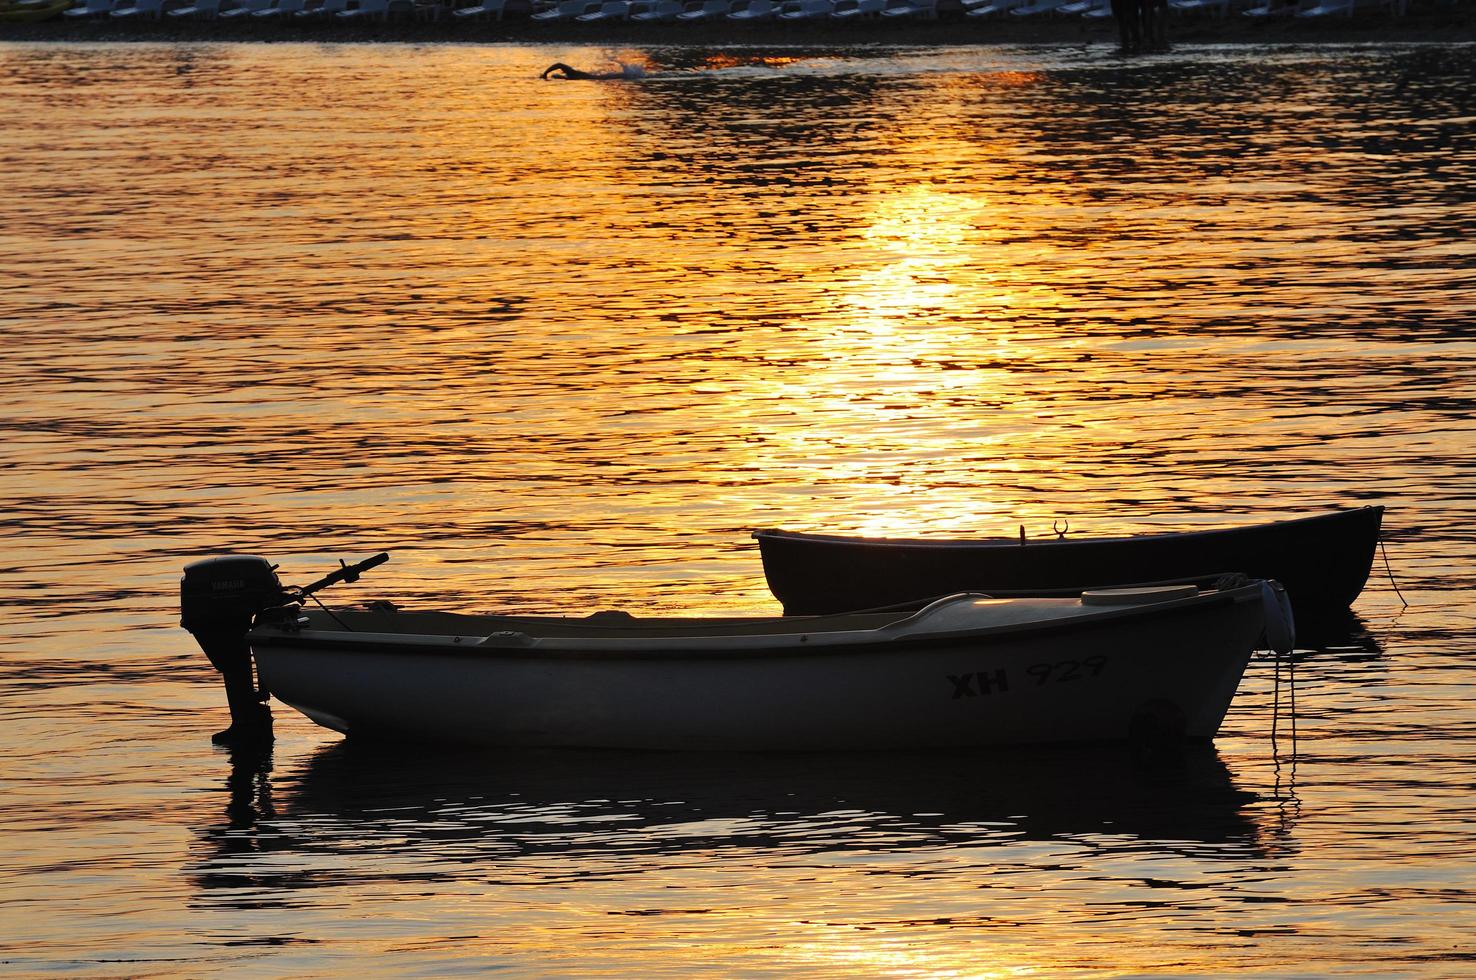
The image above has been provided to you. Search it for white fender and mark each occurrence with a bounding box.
[1260,579,1296,655]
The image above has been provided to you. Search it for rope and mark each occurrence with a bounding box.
[1379,533,1409,608]
[1267,637,1301,828]
[1271,638,1281,749]
[1289,654,1298,756]
[1270,641,1300,814]
[309,592,354,632]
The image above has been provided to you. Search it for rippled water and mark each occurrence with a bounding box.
[2,39,1475,976]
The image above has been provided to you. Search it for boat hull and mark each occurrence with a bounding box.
[756,507,1383,618]
[253,592,1264,751]
[0,0,71,20]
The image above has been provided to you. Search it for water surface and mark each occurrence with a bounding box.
[2,40,1474,977]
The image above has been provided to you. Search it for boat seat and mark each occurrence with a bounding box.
[1081,585,1199,606]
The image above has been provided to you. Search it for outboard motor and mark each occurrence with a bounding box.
[181,556,287,746]
[181,551,389,746]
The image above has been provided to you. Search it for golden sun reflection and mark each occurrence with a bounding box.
[782,928,1049,980]
[846,184,984,329]
[987,70,1049,89]
[714,179,1088,538]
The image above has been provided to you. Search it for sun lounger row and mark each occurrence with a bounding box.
[65,0,416,17]
[1238,0,1406,17]
[958,0,1400,14]
[57,0,937,15]
[511,0,941,19]
[525,0,1136,17]
[961,0,1110,16]
[57,0,1414,17]
[59,0,939,16]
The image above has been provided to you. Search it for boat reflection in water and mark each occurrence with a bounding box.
[194,741,1276,899]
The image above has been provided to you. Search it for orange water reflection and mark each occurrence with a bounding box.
[183,741,1281,976]
[2,39,1475,979]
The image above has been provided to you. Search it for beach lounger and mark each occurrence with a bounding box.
[219,0,271,14]
[110,0,166,15]
[1295,0,1352,13]
[880,0,936,17]
[1242,0,1311,16]
[452,0,509,16]
[336,0,388,16]
[676,0,730,19]
[1169,0,1233,13]
[777,0,832,17]
[1010,0,1073,15]
[167,0,224,15]
[629,0,681,20]
[255,0,305,14]
[964,0,1025,16]
[531,0,598,17]
[727,0,775,18]
[830,0,883,17]
[575,0,629,18]
[296,0,348,14]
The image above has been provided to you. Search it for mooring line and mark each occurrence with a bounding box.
[1270,643,1300,812]
[1379,533,1409,608]
[1289,655,1298,756]
[1271,642,1282,750]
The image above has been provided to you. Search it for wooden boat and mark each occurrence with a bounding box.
[754,506,1383,618]
[180,553,1290,751]
[0,0,72,19]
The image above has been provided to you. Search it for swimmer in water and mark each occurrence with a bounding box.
[541,62,646,81]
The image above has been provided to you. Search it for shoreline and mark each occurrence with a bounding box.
[4,6,1475,44]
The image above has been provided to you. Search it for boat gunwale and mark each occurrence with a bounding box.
[249,585,1259,662]
[752,505,1383,551]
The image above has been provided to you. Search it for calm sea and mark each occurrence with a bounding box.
[2,39,1474,977]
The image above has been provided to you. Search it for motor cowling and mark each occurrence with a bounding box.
[181,555,287,746]
[181,555,286,635]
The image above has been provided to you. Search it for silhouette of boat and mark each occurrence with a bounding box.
[754,506,1383,619]
[246,584,1283,750]
[182,551,1291,751]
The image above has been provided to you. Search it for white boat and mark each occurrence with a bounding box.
[210,568,1290,751]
